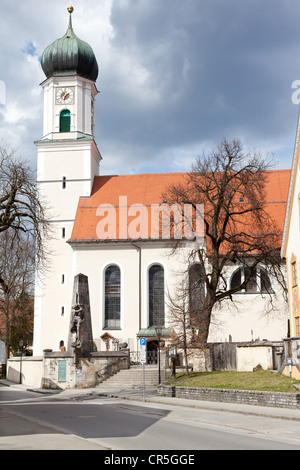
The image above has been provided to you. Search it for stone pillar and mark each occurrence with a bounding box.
[67,274,93,359]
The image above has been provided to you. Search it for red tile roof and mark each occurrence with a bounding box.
[70,170,291,243]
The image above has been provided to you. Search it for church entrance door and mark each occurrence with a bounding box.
[146,340,158,364]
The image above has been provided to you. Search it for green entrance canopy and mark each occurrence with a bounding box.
[137,328,173,337]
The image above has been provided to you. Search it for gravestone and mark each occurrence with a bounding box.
[67,274,93,360]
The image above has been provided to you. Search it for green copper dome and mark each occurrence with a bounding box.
[41,14,98,82]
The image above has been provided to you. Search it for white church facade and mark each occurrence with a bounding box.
[33,7,290,359]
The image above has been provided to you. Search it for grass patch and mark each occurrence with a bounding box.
[167,370,300,393]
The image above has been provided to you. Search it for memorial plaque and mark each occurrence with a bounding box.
[58,360,67,382]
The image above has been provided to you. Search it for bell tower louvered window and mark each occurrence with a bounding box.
[60,109,71,132]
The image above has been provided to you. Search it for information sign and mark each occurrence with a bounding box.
[140,349,146,364]
[58,360,67,382]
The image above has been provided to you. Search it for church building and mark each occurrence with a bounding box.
[33,6,290,359]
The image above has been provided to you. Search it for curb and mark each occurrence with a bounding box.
[2,379,300,422]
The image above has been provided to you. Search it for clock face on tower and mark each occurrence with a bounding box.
[56,87,74,104]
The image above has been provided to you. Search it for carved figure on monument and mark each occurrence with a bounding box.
[67,274,94,358]
[70,304,84,351]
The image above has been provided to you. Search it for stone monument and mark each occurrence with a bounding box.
[40,273,130,390]
[67,273,93,361]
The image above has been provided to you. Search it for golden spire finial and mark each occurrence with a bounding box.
[67,0,74,14]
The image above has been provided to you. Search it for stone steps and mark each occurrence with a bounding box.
[97,367,161,389]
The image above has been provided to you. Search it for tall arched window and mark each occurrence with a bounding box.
[189,264,205,319]
[60,109,71,132]
[260,268,272,293]
[149,265,165,327]
[230,266,273,294]
[104,265,121,329]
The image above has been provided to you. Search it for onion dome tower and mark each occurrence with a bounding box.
[33,2,102,356]
[38,3,100,140]
[41,5,98,83]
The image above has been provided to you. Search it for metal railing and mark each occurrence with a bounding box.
[130,350,158,365]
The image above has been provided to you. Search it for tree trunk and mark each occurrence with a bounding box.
[196,300,214,343]
[4,300,10,362]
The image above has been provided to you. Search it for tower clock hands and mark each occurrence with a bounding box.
[56,88,74,104]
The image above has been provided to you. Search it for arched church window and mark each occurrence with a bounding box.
[104,265,121,329]
[260,268,273,294]
[230,267,273,294]
[244,267,258,293]
[149,265,165,327]
[231,268,241,290]
[189,264,205,319]
[60,109,71,132]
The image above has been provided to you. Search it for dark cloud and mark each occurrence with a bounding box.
[0,0,299,173]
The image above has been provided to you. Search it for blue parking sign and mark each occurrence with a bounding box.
[140,337,146,348]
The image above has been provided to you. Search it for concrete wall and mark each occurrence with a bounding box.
[236,345,274,371]
[7,356,44,388]
[175,342,279,373]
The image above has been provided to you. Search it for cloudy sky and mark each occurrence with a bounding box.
[0,0,300,175]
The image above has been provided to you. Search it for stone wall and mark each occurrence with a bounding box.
[42,352,75,389]
[7,350,130,389]
[157,385,300,409]
[185,347,211,372]
[42,350,130,389]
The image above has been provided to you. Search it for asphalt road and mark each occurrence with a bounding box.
[2,386,300,451]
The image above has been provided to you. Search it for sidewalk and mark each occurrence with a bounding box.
[2,379,300,422]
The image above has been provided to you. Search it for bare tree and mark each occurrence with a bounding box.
[0,144,50,267]
[9,291,34,357]
[0,230,35,360]
[167,139,287,344]
[0,144,51,359]
[167,280,191,375]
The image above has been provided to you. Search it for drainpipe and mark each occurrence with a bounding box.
[132,243,141,331]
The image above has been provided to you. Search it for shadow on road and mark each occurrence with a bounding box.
[1,399,171,441]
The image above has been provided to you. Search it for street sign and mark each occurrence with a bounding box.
[169,345,177,358]
[140,337,146,349]
[140,349,146,364]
